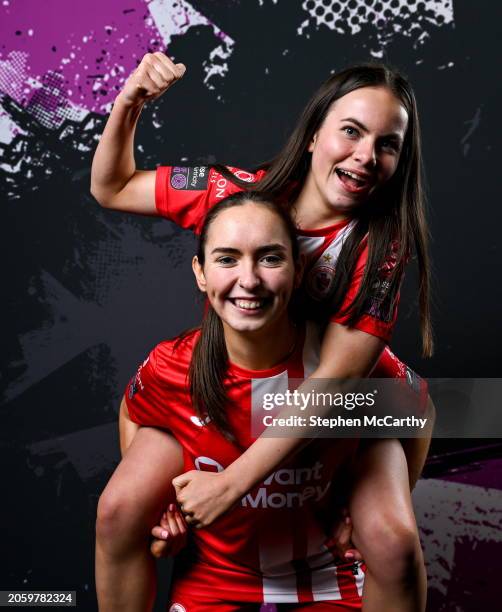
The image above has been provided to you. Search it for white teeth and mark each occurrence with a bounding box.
[234,299,263,310]
[338,169,365,183]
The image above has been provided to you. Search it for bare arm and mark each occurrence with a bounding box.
[223,323,384,494]
[174,323,385,525]
[90,52,185,213]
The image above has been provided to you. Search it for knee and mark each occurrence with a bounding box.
[358,513,422,584]
[96,486,148,552]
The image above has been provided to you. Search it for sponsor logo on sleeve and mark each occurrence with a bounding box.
[128,357,149,399]
[170,166,209,191]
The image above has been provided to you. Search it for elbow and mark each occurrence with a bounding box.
[90,181,114,209]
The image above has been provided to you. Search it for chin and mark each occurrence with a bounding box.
[225,315,267,334]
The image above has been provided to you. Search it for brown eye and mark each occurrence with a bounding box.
[380,138,400,153]
[216,256,236,265]
[261,254,283,266]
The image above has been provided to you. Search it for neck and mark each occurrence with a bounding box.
[293,173,348,229]
[223,317,297,371]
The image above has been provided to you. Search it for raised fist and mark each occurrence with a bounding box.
[119,52,186,107]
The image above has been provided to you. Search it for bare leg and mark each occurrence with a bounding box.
[96,427,183,612]
[349,439,426,612]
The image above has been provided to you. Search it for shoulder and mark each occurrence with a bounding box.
[148,330,200,384]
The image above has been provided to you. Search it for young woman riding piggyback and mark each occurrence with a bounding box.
[92,52,435,611]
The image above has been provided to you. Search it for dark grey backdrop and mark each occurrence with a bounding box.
[1,1,501,610]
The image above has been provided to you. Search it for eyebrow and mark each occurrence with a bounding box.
[210,243,288,256]
[341,117,403,141]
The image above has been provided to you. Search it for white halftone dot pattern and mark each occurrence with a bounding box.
[298,0,454,53]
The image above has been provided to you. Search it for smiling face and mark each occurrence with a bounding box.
[192,202,301,338]
[297,86,409,225]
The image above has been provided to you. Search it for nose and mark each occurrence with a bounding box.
[238,261,261,290]
[353,137,377,168]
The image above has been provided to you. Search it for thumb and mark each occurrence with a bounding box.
[175,63,186,78]
[172,471,192,491]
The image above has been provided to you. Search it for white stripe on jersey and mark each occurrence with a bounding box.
[309,220,356,270]
[304,516,343,601]
[253,321,353,603]
[251,370,290,413]
[355,563,365,597]
[297,234,326,256]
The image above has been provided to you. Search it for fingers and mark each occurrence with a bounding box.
[167,503,188,536]
[344,548,363,562]
[172,471,192,492]
[150,505,188,558]
[122,52,186,105]
[152,52,186,80]
[337,516,352,551]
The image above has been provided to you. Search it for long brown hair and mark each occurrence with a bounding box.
[213,63,433,356]
[187,191,300,441]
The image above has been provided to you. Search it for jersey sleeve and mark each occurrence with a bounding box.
[155,165,265,234]
[125,346,172,429]
[331,240,401,343]
[372,347,429,414]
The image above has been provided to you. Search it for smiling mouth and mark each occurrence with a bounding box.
[228,298,270,311]
[335,168,373,191]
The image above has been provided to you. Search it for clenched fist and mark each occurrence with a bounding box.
[118,52,186,107]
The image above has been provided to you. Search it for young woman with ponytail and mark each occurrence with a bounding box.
[93,54,434,611]
[117,192,367,610]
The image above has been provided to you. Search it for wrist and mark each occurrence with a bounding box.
[221,465,247,500]
[114,91,145,113]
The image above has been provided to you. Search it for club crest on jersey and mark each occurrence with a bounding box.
[306,263,337,301]
[169,604,186,612]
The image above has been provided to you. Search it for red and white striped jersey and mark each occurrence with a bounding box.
[126,323,364,605]
[155,165,398,342]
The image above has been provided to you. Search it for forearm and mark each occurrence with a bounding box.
[90,95,144,207]
[225,326,384,498]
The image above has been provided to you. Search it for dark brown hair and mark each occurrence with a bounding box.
[188,191,300,441]
[214,63,433,356]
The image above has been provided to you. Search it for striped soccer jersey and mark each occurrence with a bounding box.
[126,323,364,606]
[155,165,399,342]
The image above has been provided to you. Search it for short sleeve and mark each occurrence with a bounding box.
[155,166,265,234]
[331,240,401,343]
[125,347,171,429]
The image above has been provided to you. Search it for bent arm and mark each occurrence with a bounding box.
[174,324,385,526]
[224,323,384,497]
[90,97,157,213]
[90,52,185,213]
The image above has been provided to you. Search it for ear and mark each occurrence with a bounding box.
[294,254,306,289]
[192,256,207,292]
[307,132,317,153]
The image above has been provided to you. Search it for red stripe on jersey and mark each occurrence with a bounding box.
[335,565,361,603]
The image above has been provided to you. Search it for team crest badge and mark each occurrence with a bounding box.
[306,263,336,301]
[169,604,186,612]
